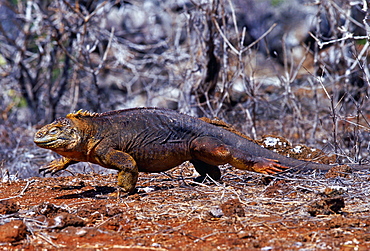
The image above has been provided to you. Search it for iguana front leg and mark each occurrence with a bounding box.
[94,147,138,193]
[39,157,78,175]
[191,136,288,175]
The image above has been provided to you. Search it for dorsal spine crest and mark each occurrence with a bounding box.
[66,109,99,119]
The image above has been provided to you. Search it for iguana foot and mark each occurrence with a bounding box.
[117,169,138,194]
[39,163,61,176]
[39,157,75,176]
[251,158,289,174]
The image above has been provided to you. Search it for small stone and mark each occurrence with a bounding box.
[209,206,224,218]
[0,200,19,214]
[237,230,255,239]
[48,212,86,229]
[0,220,27,243]
[220,199,245,217]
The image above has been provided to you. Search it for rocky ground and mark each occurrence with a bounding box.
[1,160,370,250]
[0,1,369,250]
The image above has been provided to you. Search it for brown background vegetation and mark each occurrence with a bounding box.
[0,0,370,249]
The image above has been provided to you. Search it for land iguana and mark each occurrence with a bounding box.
[33,107,363,193]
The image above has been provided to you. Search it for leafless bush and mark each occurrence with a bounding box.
[307,0,370,162]
[0,0,369,178]
[184,0,370,162]
[0,1,114,123]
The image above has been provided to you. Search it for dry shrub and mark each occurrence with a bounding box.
[0,0,369,177]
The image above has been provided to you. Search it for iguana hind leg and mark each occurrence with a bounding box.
[190,136,288,175]
[190,159,221,181]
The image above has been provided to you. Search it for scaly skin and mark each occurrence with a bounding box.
[34,107,364,193]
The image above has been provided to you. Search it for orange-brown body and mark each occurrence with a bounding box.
[34,108,338,193]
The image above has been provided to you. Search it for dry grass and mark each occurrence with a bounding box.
[1,165,370,249]
[0,3,369,248]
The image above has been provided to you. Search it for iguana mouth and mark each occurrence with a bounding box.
[34,138,64,148]
[34,141,54,146]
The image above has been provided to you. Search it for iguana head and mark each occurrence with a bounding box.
[34,117,81,151]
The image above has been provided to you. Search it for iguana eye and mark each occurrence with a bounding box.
[48,127,59,135]
[70,129,79,138]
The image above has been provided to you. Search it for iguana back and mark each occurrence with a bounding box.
[34,107,364,193]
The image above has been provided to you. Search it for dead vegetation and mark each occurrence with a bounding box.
[0,0,369,160]
[1,166,370,249]
[0,0,370,249]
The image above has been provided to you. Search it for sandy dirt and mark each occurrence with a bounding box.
[1,161,370,250]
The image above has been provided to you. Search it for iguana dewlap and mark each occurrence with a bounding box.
[34,107,340,193]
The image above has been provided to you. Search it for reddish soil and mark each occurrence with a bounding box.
[1,163,370,250]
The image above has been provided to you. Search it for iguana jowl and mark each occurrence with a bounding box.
[34,107,347,193]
